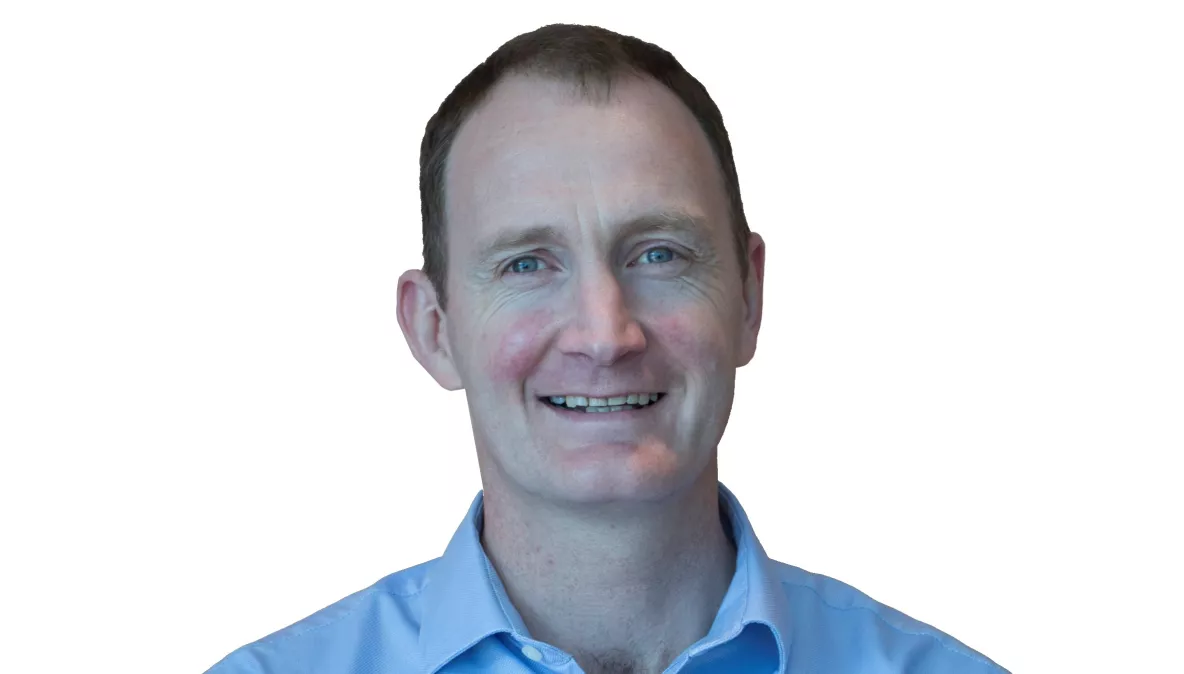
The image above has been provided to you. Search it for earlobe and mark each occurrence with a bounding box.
[396,270,464,390]
[738,232,765,367]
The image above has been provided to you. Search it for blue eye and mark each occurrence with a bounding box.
[506,256,546,274]
[637,247,676,265]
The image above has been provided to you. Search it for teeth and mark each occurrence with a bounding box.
[546,392,662,410]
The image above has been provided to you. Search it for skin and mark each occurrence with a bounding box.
[397,74,765,674]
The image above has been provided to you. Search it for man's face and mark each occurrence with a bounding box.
[417,75,763,504]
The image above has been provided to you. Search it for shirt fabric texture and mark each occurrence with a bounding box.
[206,482,1007,673]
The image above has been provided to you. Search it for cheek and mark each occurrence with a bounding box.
[649,309,729,366]
[483,309,555,385]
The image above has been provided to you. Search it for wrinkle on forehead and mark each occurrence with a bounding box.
[444,74,733,265]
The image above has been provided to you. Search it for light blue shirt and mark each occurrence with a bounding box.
[206,483,1007,673]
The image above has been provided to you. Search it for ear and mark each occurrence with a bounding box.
[397,269,463,390]
[737,232,765,367]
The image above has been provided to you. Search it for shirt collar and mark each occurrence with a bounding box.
[419,482,791,673]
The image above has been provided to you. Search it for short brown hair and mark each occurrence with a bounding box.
[419,23,750,308]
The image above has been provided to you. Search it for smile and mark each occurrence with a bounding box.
[539,392,665,413]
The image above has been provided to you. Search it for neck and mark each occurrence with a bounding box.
[479,463,737,674]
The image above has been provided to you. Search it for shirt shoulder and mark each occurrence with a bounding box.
[203,559,436,674]
[771,561,1009,673]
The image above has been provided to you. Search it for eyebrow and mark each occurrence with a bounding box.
[617,210,712,245]
[473,210,713,267]
[475,224,566,268]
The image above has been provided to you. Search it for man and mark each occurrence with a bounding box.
[207,23,1007,674]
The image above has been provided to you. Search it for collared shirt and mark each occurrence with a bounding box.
[206,483,1007,673]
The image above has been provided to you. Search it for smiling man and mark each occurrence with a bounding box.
[207,23,1007,674]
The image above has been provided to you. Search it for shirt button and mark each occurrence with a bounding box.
[521,644,544,662]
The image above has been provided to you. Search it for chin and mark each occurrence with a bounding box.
[542,439,687,496]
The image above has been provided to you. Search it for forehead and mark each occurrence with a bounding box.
[444,74,731,253]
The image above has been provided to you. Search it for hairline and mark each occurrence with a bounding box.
[420,26,751,310]
[438,70,741,306]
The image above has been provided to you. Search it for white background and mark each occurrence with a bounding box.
[1,1,1181,672]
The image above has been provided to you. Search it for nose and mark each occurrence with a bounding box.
[556,271,647,365]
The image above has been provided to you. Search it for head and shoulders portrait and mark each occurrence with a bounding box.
[205,22,1008,674]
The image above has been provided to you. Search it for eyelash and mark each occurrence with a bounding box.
[503,246,681,275]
